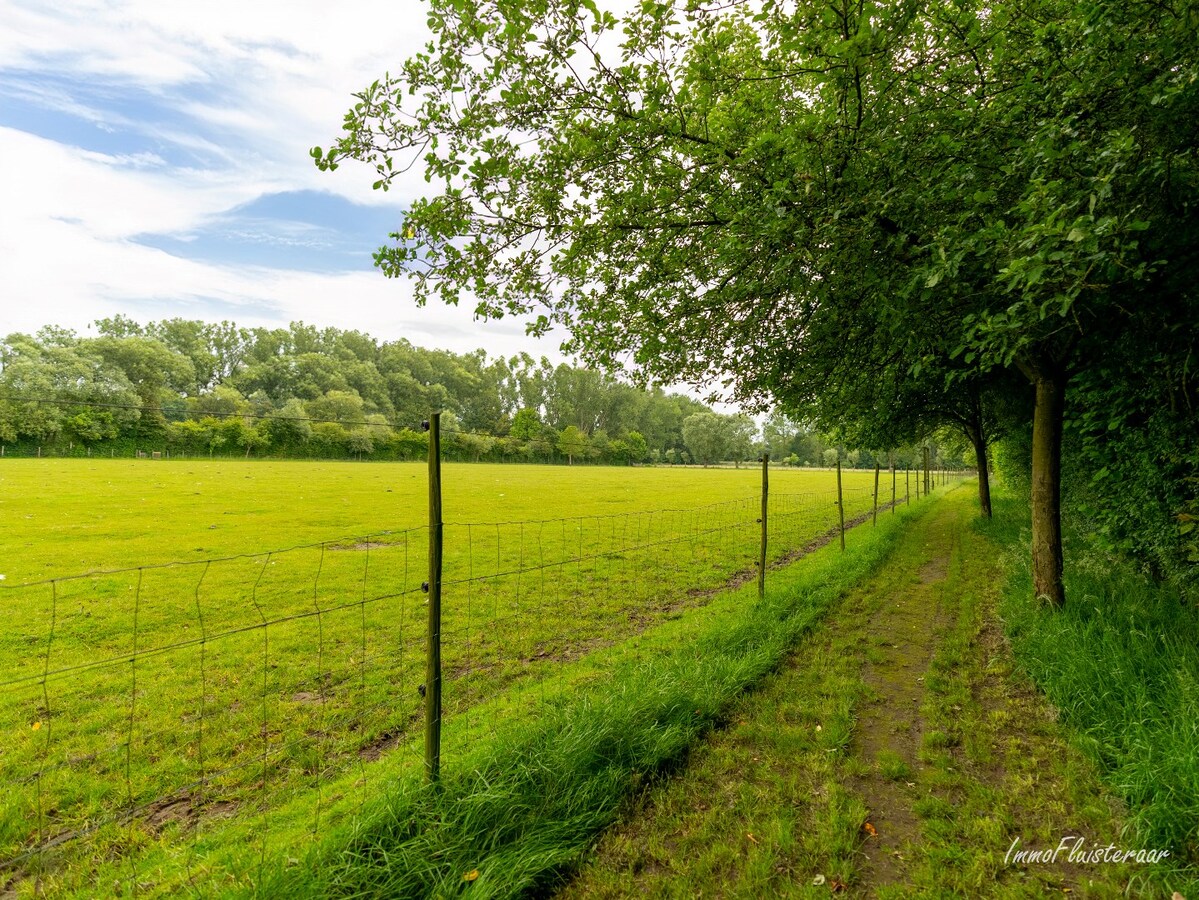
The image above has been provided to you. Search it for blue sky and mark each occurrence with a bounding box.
[0,0,551,356]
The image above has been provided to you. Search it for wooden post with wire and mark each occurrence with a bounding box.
[758,453,769,599]
[424,411,444,783]
[872,461,880,526]
[836,455,846,551]
[890,452,896,514]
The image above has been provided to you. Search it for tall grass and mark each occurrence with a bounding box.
[988,494,1199,869]
[264,491,935,898]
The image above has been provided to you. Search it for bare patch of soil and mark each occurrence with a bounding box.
[357,711,421,762]
[846,514,957,889]
[145,794,237,831]
[331,541,391,552]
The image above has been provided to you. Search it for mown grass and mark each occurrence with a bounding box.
[561,487,1191,899]
[994,491,1199,883]
[0,460,890,895]
[0,460,885,581]
[262,480,936,899]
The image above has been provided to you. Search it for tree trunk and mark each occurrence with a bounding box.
[968,428,992,519]
[1030,371,1067,606]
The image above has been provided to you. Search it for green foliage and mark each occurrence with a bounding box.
[995,492,1199,867]
[0,319,720,464]
[509,406,541,440]
[680,412,755,466]
[321,0,1198,601]
[557,424,588,462]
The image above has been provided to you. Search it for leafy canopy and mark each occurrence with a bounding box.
[319,0,1196,415]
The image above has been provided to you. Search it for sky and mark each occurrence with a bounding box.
[0,0,556,358]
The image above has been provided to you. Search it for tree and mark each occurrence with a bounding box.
[197,416,227,456]
[305,390,366,426]
[509,407,541,442]
[64,409,119,444]
[681,413,729,467]
[347,428,375,457]
[89,336,194,405]
[190,385,248,420]
[725,415,757,468]
[625,431,648,464]
[556,425,587,465]
[318,0,1198,606]
[264,399,312,449]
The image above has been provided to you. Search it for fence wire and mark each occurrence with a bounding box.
[0,462,967,894]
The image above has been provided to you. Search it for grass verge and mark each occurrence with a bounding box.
[994,491,1199,889]
[262,487,941,897]
[560,486,1191,898]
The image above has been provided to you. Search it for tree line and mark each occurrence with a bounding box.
[0,318,706,463]
[0,318,967,469]
[323,0,1198,602]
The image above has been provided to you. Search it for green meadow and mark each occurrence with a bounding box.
[0,459,890,894]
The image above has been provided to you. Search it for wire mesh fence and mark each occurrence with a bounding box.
[0,429,969,894]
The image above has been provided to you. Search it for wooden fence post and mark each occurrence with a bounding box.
[890,452,896,514]
[836,455,846,551]
[759,454,768,599]
[906,466,910,504]
[872,461,880,526]
[425,412,444,783]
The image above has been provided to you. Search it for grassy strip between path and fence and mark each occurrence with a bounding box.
[260,485,944,898]
[995,493,1199,885]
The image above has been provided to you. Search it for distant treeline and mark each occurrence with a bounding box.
[0,318,967,469]
[0,318,710,463]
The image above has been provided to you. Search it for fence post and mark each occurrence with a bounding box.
[758,453,768,599]
[872,461,880,526]
[906,466,910,504]
[836,455,846,551]
[890,452,896,514]
[424,412,444,783]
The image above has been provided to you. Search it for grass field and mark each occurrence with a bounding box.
[0,459,894,896]
[558,488,1187,899]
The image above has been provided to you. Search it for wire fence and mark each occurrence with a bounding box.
[0,424,969,894]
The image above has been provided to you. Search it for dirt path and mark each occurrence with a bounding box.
[558,488,1168,898]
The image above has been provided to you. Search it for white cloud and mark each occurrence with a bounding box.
[0,0,720,399]
[0,127,262,238]
[0,0,432,205]
[0,3,563,357]
[0,125,560,357]
[0,199,557,358]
